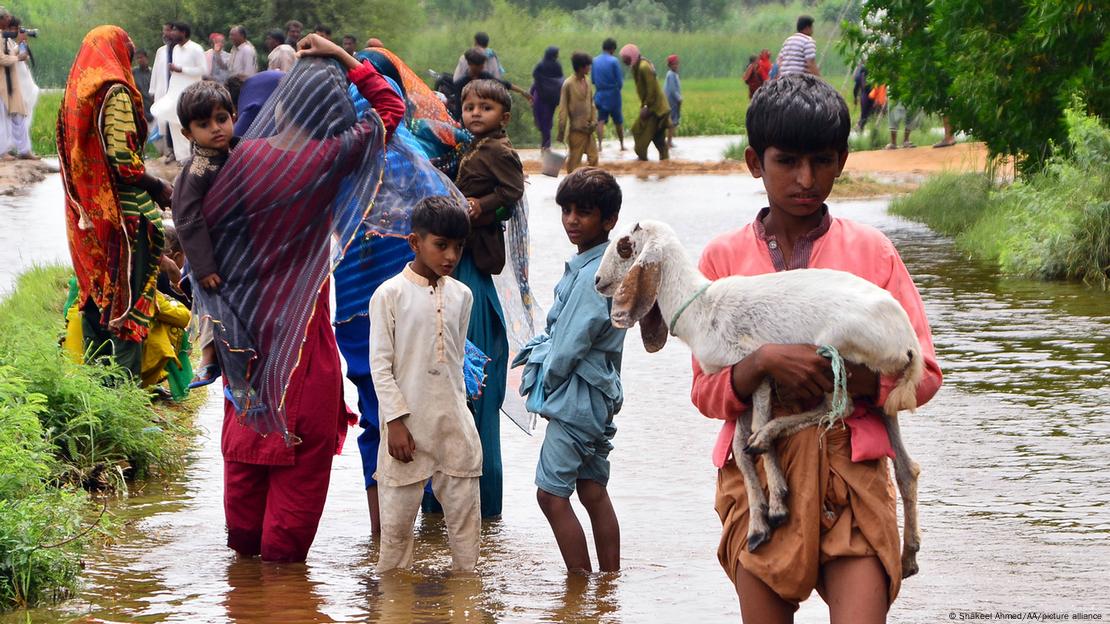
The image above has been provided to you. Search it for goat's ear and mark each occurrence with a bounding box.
[611,255,661,329]
[639,302,668,352]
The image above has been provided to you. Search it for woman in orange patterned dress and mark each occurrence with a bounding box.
[57,25,174,377]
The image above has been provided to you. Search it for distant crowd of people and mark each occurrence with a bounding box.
[0,7,39,160]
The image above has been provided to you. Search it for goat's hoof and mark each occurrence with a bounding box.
[901,555,919,579]
[768,505,789,528]
[743,443,767,456]
[747,528,771,552]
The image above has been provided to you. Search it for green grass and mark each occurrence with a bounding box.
[890,109,1110,290]
[0,266,200,610]
[31,91,61,157]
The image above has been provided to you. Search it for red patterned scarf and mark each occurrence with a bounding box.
[57,26,152,340]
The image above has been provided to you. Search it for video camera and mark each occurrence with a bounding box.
[2,28,38,39]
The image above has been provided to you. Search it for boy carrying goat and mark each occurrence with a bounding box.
[596,74,942,623]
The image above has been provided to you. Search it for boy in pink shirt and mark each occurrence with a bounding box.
[690,73,942,622]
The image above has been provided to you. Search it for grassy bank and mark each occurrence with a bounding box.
[890,110,1110,290]
[0,266,199,610]
[31,91,61,157]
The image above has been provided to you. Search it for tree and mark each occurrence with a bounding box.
[845,0,1110,173]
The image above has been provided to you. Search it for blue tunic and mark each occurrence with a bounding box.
[513,241,626,439]
[591,53,624,115]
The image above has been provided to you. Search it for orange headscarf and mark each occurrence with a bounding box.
[57,25,147,332]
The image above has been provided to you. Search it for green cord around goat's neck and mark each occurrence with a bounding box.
[816,344,851,429]
[669,282,712,336]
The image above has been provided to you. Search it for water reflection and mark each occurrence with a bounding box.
[224,561,334,623]
[2,174,1108,623]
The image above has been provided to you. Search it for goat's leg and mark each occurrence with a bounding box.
[749,383,792,533]
[882,412,922,578]
[745,406,826,455]
[733,404,772,552]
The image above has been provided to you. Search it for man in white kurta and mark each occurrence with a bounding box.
[370,264,483,572]
[149,24,174,158]
[227,26,258,78]
[151,23,206,162]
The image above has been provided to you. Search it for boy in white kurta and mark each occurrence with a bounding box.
[370,196,484,572]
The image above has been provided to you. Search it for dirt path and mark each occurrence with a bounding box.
[0,159,57,196]
[522,142,995,178]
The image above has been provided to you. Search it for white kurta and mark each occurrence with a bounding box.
[151,40,206,161]
[370,265,484,572]
[369,265,483,488]
[267,44,296,72]
[149,44,169,101]
[228,42,258,77]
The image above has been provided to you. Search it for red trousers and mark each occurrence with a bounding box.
[222,291,348,562]
[223,431,336,562]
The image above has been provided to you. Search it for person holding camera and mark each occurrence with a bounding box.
[0,8,35,159]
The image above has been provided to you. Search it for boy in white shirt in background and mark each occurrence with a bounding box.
[369,196,484,572]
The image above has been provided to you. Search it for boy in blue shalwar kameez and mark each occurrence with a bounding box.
[512,167,626,573]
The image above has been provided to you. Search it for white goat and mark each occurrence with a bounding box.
[595,220,924,578]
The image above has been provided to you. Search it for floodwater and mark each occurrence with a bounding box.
[1,167,1108,623]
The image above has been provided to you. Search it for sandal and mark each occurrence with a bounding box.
[932,139,957,148]
[884,143,898,150]
[223,384,266,417]
[901,140,916,148]
[188,362,222,389]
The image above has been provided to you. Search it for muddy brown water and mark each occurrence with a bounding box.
[1,170,1108,623]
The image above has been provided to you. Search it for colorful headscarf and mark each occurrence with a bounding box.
[619,43,640,65]
[57,25,147,332]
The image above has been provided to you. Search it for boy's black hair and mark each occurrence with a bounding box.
[224,74,246,110]
[571,52,592,72]
[602,38,617,52]
[555,167,622,221]
[474,31,490,47]
[314,24,331,35]
[464,47,486,67]
[342,34,357,43]
[170,21,191,39]
[411,196,471,240]
[462,79,512,112]
[265,30,284,45]
[136,49,149,58]
[177,80,234,129]
[797,15,815,32]
[745,73,850,160]
[748,54,757,64]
